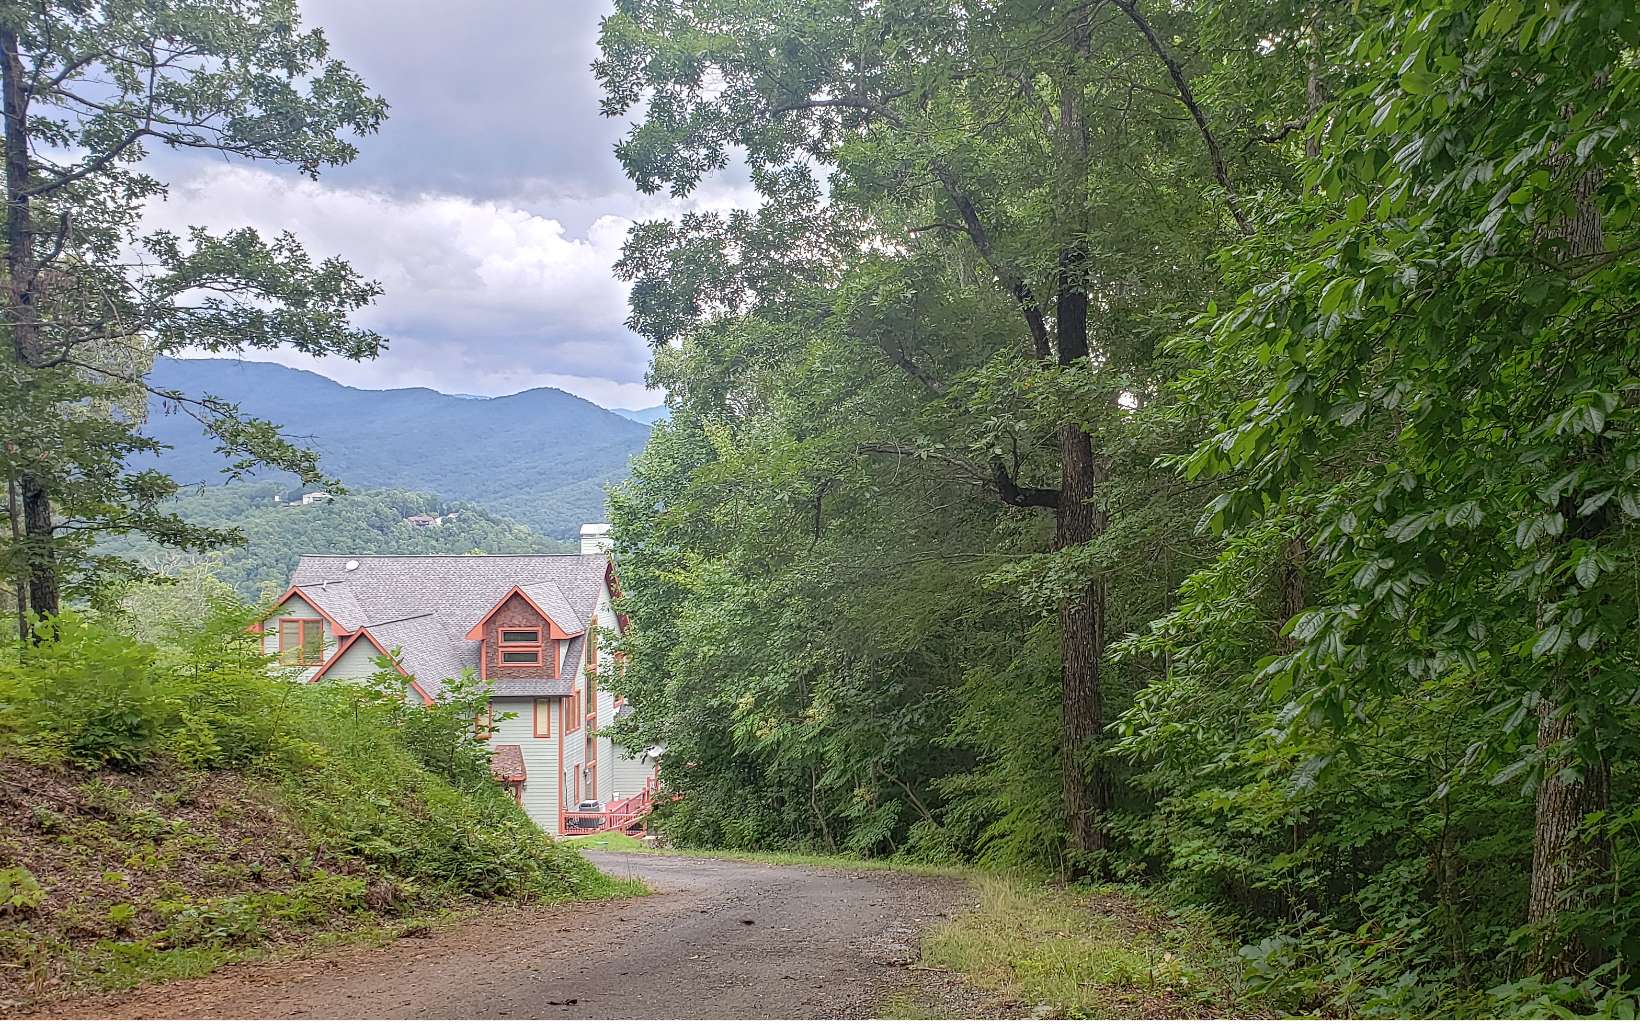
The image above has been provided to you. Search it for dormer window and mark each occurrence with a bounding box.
[498,628,543,666]
[277,618,325,666]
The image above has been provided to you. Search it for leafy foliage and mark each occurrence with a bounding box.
[597,0,1640,1014]
[0,0,387,612]
[0,602,620,1003]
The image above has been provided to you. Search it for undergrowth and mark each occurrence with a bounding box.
[0,610,633,1008]
[919,876,1255,1018]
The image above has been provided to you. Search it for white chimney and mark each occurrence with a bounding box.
[579,523,613,555]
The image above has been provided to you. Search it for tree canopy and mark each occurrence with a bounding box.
[598,0,1640,1013]
[0,0,386,620]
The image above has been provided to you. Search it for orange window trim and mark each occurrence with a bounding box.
[498,627,543,667]
[533,698,553,738]
[276,617,325,666]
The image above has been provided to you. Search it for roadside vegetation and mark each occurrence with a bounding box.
[920,878,1253,1019]
[595,0,1640,1016]
[0,603,633,1009]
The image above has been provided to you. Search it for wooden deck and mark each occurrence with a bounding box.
[559,776,657,836]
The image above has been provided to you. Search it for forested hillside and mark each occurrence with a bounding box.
[0,1,627,1010]
[596,0,1640,1016]
[98,483,568,599]
[139,358,651,539]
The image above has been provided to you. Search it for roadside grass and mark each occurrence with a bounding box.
[920,875,1259,1018]
[560,831,970,877]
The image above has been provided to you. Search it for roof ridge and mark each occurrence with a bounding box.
[295,552,598,558]
[363,612,436,629]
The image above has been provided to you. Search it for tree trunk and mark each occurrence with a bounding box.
[1526,135,1609,976]
[1529,701,1610,978]
[0,26,57,623]
[1056,422,1109,856]
[6,473,25,642]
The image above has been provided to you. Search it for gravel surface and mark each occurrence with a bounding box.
[37,851,977,1019]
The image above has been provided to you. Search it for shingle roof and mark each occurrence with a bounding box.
[519,581,584,634]
[488,678,575,698]
[288,554,608,700]
[489,744,527,782]
[291,579,369,632]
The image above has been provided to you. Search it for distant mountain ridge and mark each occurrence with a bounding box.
[138,357,652,539]
[613,404,669,425]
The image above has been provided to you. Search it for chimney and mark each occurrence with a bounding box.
[579,523,613,555]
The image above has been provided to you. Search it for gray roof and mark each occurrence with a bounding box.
[519,581,584,634]
[288,554,608,700]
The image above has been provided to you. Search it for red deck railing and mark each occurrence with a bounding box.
[559,775,658,836]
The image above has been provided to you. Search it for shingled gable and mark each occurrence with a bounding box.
[462,582,585,641]
[276,553,612,701]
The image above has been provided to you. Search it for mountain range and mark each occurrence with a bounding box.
[138,358,653,539]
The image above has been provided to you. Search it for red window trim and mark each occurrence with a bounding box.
[533,698,553,738]
[276,617,325,666]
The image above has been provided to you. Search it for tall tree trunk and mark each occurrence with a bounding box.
[1529,702,1610,978]
[1527,147,1609,979]
[1049,22,1113,860]
[6,473,24,642]
[0,26,57,623]
[1056,422,1109,855]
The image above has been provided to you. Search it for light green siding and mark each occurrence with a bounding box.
[260,595,338,682]
[610,745,654,800]
[488,698,561,833]
[321,637,384,682]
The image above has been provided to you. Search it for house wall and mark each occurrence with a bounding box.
[261,595,338,682]
[481,594,560,679]
[489,697,562,833]
[610,746,654,799]
[322,637,382,682]
[561,697,588,814]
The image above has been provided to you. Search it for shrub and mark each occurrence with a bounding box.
[0,620,171,768]
[0,612,605,905]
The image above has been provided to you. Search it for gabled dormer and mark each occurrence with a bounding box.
[464,582,585,681]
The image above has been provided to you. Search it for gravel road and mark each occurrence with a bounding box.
[39,851,973,1019]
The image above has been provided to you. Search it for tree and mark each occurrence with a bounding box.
[598,0,1244,865]
[1183,0,1640,984]
[0,0,387,621]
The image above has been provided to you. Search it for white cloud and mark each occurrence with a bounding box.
[148,165,662,408]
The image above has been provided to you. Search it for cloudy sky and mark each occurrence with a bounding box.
[150,2,748,409]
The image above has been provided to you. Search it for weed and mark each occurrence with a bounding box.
[921,876,1255,1018]
[0,868,45,915]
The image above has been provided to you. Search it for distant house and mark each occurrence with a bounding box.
[298,491,332,505]
[403,513,441,528]
[252,526,655,836]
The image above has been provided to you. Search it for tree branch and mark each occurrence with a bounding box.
[1107,0,1253,234]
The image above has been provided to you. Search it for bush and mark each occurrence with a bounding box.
[0,612,603,905]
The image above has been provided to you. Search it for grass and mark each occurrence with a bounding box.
[918,875,1257,1018]
[559,831,970,876]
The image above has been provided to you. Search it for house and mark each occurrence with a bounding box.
[402,513,441,528]
[253,526,654,836]
[299,491,332,505]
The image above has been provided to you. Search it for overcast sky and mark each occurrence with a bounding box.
[151,1,748,409]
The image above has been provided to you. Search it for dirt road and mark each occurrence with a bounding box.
[41,851,974,1019]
